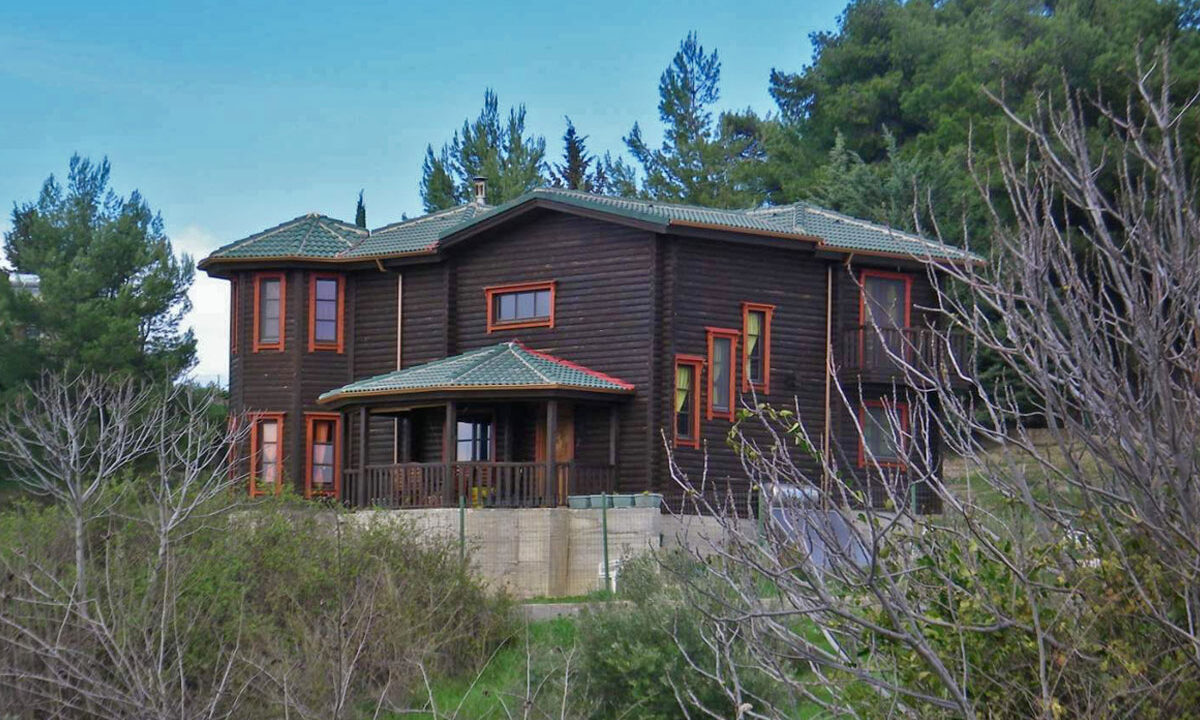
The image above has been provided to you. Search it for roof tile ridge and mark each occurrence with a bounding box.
[211,214,312,257]
[370,203,478,234]
[515,341,635,390]
[507,341,555,385]
[539,187,751,216]
[296,215,321,254]
[446,343,509,384]
[312,218,359,250]
[804,205,972,256]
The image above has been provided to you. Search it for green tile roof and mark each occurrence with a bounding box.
[201,188,980,267]
[318,341,635,404]
[203,213,368,260]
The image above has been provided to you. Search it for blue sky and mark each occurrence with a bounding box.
[0,0,845,383]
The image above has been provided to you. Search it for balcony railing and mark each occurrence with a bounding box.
[341,461,615,509]
[839,326,970,383]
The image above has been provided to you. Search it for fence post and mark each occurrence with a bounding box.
[459,494,466,564]
[601,491,611,593]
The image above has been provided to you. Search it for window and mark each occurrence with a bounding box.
[706,328,739,420]
[674,355,703,448]
[485,281,556,332]
[456,418,492,461]
[858,401,908,468]
[250,413,285,496]
[253,273,286,352]
[742,303,774,394]
[308,274,344,352]
[305,413,341,498]
[230,278,239,355]
[859,270,912,366]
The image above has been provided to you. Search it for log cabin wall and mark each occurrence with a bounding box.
[830,262,942,512]
[662,236,830,506]
[445,210,657,493]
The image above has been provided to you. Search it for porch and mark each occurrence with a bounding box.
[342,461,615,509]
[319,341,634,510]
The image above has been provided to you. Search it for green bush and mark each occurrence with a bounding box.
[575,552,784,720]
[0,493,515,718]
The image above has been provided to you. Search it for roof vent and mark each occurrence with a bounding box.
[472,176,487,205]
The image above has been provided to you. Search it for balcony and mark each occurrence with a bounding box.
[341,461,615,509]
[839,326,971,386]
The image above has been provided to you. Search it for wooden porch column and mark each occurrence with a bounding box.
[442,400,457,506]
[545,400,558,506]
[357,406,368,507]
[609,404,619,493]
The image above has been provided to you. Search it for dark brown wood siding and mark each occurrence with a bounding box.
[446,210,656,492]
[830,263,941,512]
[664,236,830,508]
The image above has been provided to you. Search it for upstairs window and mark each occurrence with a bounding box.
[674,356,703,448]
[859,270,912,365]
[859,400,908,468]
[250,413,285,496]
[308,274,344,353]
[486,281,556,332]
[305,413,341,498]
[253,273,286,352]
[742,303,774,394]
[706,328,739,421]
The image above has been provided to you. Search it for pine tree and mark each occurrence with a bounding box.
[0,155,196,393]
[354,190,367,228]
[419,90,547,211]
[624,32,769,208]
[550,118,598,191]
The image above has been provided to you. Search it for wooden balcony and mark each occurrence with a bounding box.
[341,461,615,509]
[839,326,971,386]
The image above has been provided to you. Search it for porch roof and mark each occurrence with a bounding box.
[317,341,635,406]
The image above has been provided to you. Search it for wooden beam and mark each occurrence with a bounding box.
[443,401,457,505]
[545,400,558,506]
[357,406,368,507]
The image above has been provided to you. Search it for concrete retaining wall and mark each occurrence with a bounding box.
[351,506,670,598]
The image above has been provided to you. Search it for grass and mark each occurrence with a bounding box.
[392,618,578,719]
[521,589,614,605]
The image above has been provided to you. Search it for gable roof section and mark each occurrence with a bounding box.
[317,341,635,405]
[200,188,981,269]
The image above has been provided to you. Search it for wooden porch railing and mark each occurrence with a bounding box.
[341,461,615,509]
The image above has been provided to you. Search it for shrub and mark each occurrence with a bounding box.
[0,494,514,719]
[575,552,785,720]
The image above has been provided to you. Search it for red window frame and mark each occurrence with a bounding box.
[304,412,342,498]
[308,273,345,353]
[485,280,556,332]
[674,355,704,448]
[857,400,909,469]
[253,272,286,352]
[249,412,285,496]
[741,302,774,394]
[230,277,239,355]
[706,327,740,421]
[858,269,912,360]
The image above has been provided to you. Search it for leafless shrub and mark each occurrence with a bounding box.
[664,48,1200,719]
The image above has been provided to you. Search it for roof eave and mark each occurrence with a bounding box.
[317,383,635,408]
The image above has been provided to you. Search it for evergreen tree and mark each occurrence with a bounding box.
[624,32,769,208]
[0,156,195,394]
[354,190,366,228]
[419,90,547,211]
[550,117,607,192]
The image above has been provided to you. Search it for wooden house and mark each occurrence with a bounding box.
[199,184,976,512]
